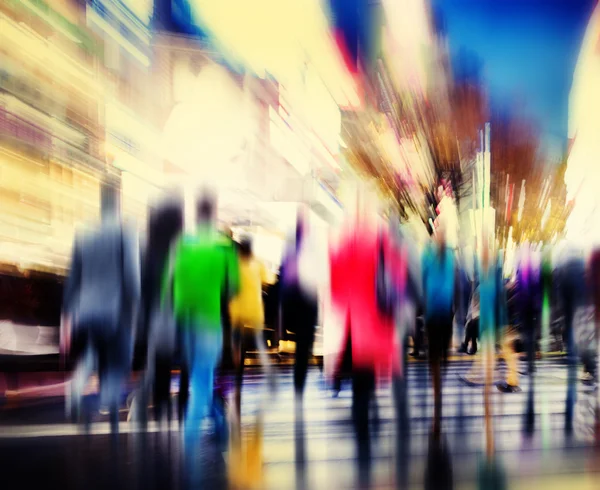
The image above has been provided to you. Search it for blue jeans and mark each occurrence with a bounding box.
[181,327,224,447]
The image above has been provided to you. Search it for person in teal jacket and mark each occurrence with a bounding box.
[421,229,456,438]
[165,191,239,452]
[461,248,518,392]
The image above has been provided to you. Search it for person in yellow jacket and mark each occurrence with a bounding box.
[229,237,270,330]
[229,236,275,418]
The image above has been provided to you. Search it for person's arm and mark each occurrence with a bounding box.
[420,246,429,309]
[122,226,142,337]
[260,261,273,286]
[160,240,178,309]
[61,238,81,357]
[226,244,240,301]
[453,260,461,315]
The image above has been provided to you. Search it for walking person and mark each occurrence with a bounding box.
[421,225,456,438]
[460,247,520,393]
[554,240,589,434]
[229,235,274,419]
[168,190,239,455]
[328,190,397,484]
[280,209,323,402]
[463,284,480,355]
[135,194,184,428]
[456,255,473,354]
[515,242,542,375]
[61,183,141,435]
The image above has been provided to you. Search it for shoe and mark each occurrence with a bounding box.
[458,374,482,386]
[496,382,521,393]
[468,343,478,356]
[457,344,468,354]
[581,372,596,386]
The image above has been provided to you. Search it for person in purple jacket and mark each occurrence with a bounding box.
[280,210,319,402]
[515,243,542,375]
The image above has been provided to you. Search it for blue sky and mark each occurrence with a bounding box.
[430,0,596,154]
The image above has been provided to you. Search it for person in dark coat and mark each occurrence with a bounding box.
[62,183,141,434]
[130,193,184,427]
[280,211,319,401]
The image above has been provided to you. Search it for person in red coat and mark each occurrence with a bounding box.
[329,212,398,467]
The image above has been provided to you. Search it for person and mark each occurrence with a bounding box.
[229,235,274,418]
[515,242,542,375]
[220,225,236,372]
[456,256,473,354]
[280,209,321,401]
[589,246,600,381]
[462,285,480,355]
[136,194,184,427]
[168,190,239,450]
[461,248,520,393]
[328,196,397,477]
[554,240,590,433]
[62,183,141,434]
[421,226,455,438]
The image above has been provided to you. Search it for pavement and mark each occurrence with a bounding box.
[0,359,599,489]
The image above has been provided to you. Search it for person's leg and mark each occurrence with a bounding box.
[352,369,374,456]
[97,337,118,435]
[455,313,466,354]
[413,317,424,357]
[525,313,536,374]
[333,331,352,396]
[459,318,470,353]
[135,346,154,429]
[232,327,243,420]
[294,327,315,398]
[211,333,226,447]
[471,319,479,355]
[179,365,189,423]
[184,329,223,442]
[502,328,519,388]
[426,316,443,437]
[184,332,209,446]
[102,330,132,435]
[431,358,441,437]
[254,328,275,394]
[178,327,190,424]
[153,353,171,425]
[563,298,577,435]
[68,341,95,423]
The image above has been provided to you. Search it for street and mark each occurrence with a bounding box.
[1,359,599,489]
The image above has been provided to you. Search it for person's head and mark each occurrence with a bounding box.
[100,182,120,221]
[295,205,308,244]
[239,235,253,258]
[149,198,184,251]
[434,223,447,250]
[196,188,217,225]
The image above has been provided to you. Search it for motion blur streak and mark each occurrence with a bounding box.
[2,0,600,489]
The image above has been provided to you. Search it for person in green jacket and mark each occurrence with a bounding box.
[165,190,239,450]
